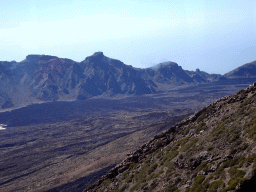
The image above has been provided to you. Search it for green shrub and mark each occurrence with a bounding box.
[86,184,94,190]
[229,148,238,155]
[228,166,246,179]
[252,161,256,174]
[228,133,241,143]
[223,158,240,168]
[119,184,128,192]
[197,146,204,151]
[244,114,256,127]
[215,158,240,177]
[141,182,148,189]
[148,182,158,192]
[244,108,254,117]
[165,183,178,192]
[238,155,256,168]
[208,179,224,192]
[147,172,157,180]
[207,146,214,151]
[195,161,207,172]
[175,137,190,146]
[195,122,207,134]
[102,179,112,187]
[240,95,256,108]
[222,177,248,191]
[129,163,138,171]
[133,163,151,182]
[130,182,141,192]
[238,157,247,168]
[155,140,163,148]
[183,126,192,135]
[148,163,158,174]
[153,148,164,159]
[187,175,207,192]
[233,140,242,147]
[238,143,249,151]
[210,121,228,141]
[125,174,134,183]
[246,154,256,163]
[180,137,198,152]
[123,170,131,179]
[163,150,179,162]
[171,146,179,151]
[197,112,206,122]
[248,124,256,138]
[194,175,205,185]
[166,162,175,175]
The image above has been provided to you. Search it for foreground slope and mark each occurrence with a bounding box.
[86,82,256,192]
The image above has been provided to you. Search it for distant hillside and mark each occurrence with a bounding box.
[2,52,256,111]
[186,68,226,82]
[86,82,256,192]
[0,52,220,110]
[225,61,256,78]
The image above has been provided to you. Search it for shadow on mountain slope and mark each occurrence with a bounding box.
[45,165,115,192]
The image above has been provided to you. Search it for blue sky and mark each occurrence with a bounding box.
[1,0,256,74]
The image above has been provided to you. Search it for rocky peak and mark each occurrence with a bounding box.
[92,51,104,57]
[26,54,58,62]
[151,61,179,70]
[83,52,109,66]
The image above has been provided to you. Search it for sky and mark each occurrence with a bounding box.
[1,0,256,74]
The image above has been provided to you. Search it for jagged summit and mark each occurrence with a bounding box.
[150,61,178,70]
[92,51,104,57]
[86,82,256,192]
[25,54,58,61]
[83,51,110,65]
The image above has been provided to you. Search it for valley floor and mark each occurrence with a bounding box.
[0,80,253,192]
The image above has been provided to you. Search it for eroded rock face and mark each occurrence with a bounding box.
[85,82,256,192]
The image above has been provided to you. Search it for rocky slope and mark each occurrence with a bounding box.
[0,52,221,110]
[225,61,256,78]
[85,82,256,192]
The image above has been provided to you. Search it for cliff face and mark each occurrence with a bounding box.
[85,82,256,192]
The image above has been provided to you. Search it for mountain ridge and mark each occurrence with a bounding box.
[0,52,225,110]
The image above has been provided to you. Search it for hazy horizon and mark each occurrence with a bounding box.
[1,0,256,74]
